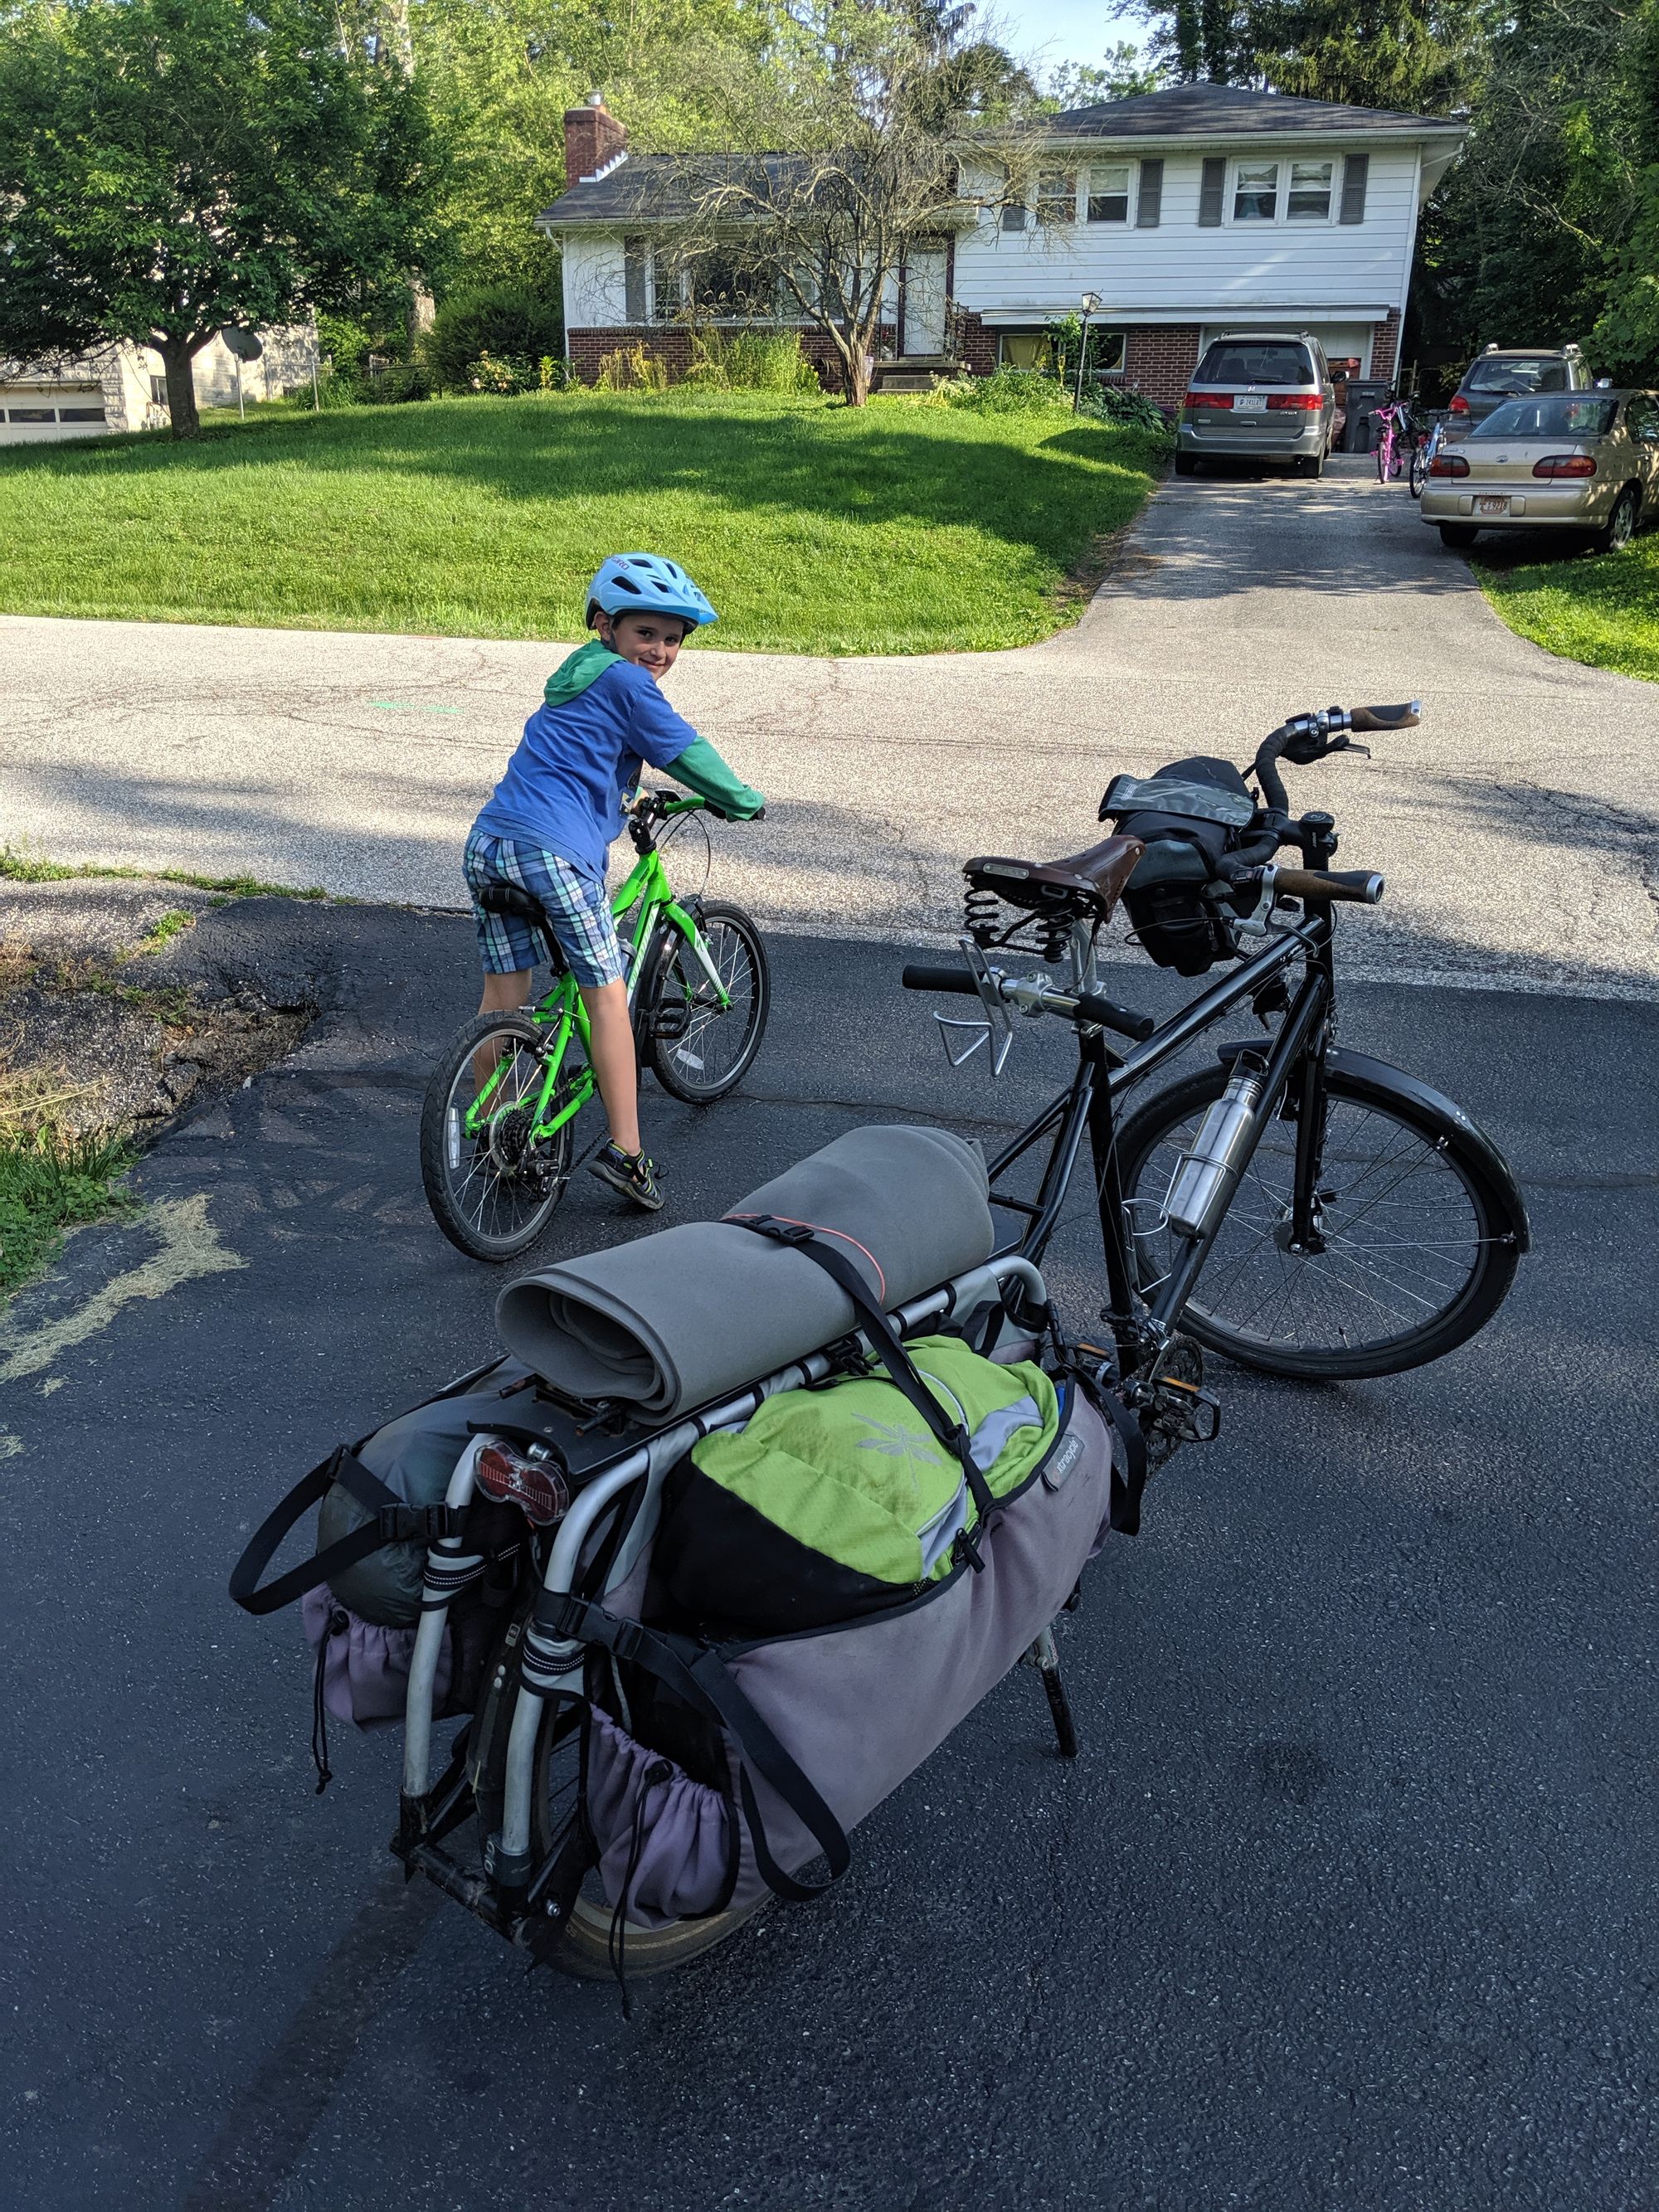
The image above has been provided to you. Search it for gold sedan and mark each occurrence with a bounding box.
[1421,389,1659,554]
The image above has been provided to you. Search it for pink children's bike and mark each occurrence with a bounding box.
[1371,398,1418,484]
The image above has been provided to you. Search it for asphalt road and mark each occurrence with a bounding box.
[5,457,1658,994]
[2,903,1654,2212]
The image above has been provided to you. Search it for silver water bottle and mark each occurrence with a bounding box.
[1163,1068,1265,1240]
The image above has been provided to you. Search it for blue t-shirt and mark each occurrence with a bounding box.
[473,660,698,882]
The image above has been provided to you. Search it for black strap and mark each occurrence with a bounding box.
[550,1594,852,1903]
[1078,1375,1149,1538]
[729,1216,1000,1550]
[228,1446,468,1617]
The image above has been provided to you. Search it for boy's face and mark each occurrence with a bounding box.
[596,610,690,682]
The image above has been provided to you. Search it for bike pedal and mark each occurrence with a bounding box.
[652,1004,693,1042]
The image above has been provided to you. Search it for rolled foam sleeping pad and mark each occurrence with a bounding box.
[494,1125,994,1418]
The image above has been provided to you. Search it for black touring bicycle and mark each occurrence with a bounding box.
[902,698,1528,1449]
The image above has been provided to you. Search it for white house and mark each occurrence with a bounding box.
[537,85,1465,402]
[0,326,319,445]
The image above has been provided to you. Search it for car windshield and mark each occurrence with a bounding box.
[1194,342,1312,387]
[1472,396,1617,440]
[1464,357,1570,394]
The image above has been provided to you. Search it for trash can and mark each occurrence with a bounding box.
[1342,379,1392,454]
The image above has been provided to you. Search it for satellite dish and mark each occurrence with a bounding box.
[219,327,264,362]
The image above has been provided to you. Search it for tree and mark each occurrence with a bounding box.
[0,0,444,437]
[407,0,793,294]
[643,2,1025,406]
[1045,44,1167,110]
[1121,0,1486,102]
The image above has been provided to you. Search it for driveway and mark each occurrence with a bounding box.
[5,457,1657,995]
[2,899,1655,2212]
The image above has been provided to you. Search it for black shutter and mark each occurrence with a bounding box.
[1197,156,1225,226]
[1339,153,1370,225]
[624,237,648,323]
[1136,157,1165,228]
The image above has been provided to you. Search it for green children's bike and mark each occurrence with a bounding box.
[421,791,770,1261]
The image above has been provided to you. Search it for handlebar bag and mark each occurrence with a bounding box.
[1103,754,1252,977]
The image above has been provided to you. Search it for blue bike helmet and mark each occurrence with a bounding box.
[586,552,718,630]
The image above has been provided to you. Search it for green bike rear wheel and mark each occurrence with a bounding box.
[420,1010,576,1261]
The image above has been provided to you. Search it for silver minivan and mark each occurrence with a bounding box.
[1175,332,1336,479]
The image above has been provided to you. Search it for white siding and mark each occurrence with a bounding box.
[954,143,1423,321]
[563,235,632,328]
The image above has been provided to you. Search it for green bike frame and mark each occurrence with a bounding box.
[465,797,733,1149]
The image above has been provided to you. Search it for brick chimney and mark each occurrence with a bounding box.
[563,94,626,187]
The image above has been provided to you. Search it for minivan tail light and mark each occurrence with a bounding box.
[1449,393,1470,414]
[1532,454,1597,478]
[1184,391,1233,409]
[1429,454,1469,477]
[1267,393,1321,411]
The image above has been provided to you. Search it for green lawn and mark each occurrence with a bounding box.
[1478,532,1659,682]
[0,389,1165,655]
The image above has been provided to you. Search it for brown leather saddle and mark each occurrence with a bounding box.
[964,834,1145,921]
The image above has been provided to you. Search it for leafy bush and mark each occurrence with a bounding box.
[424,285,563,393]
[683,328,820,393]
[936,368,1068,414]
[366,359,431,405]
[596,344,674,392]
[1078,383,1172,438]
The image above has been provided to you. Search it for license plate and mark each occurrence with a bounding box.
[1233,395,1267,413]
[1477,495,1510,515]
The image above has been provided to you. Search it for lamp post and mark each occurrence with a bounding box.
[1073,290,1102,413]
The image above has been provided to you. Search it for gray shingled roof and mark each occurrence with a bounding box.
[538,154,812,230]
[538,84,1462,230]
[1044,84,1464,138]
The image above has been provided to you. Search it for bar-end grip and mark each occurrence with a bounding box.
[901,963,980,996]
[1350,701,1421,733]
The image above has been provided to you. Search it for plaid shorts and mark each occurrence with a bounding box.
[463,831,625,989]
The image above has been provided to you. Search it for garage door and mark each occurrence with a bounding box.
[0,384,109,444]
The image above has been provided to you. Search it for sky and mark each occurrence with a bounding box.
[991,0,1144,79]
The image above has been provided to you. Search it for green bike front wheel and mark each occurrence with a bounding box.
[420,1011,576,1262]
[644,902,770,1104]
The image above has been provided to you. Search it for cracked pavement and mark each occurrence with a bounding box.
[6,455,1657,995]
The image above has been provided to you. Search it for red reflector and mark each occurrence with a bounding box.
[1532,454,1597,478]
[1184,391,1233,409]
[1449,393,1470,414]
[1429,454,1469,477]
[1267,392,1322,411]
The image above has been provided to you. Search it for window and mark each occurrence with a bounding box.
[1085,328,1126,375]
[1194,340,1315,388]
[1287,160,1333,220]
[58,406,106,421]
[1627,396,1659,442]
[1000,202,1027,234]
[150,375,169,406]
[1233,162,1278,221]
[6,407,54,422]
[1000,333,1050,371]
[1036,170,1076,225]
[677,250,783,323]
[1087,163,1131,224]
[623,236,649,323]
[1473,396,1616,440]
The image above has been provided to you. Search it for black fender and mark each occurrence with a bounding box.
[1214,1040,1530,1253]
[1321,1047,1530,1253]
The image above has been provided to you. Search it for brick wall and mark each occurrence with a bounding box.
[1120,325,1202,409]
[952,310,999,377]
[563,100,625,187]
[1371,309,1402,383]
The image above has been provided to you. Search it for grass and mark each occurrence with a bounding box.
[130,910,196,957]
[1477,532,1659,682]
[0,847,328,899]
[0,1070,135,1300]
[0,389,1166,654]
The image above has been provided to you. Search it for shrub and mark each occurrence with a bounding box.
[365,359,431,405]
[937,367,1068,414]
[682,328,820,394]
[596,344,674,392]
[1078,383,1172,438]
[424,285,563,393]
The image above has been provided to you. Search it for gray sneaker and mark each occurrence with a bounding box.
[588,1143,666,1212]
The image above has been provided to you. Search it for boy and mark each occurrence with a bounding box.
[465,553,763,1212]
